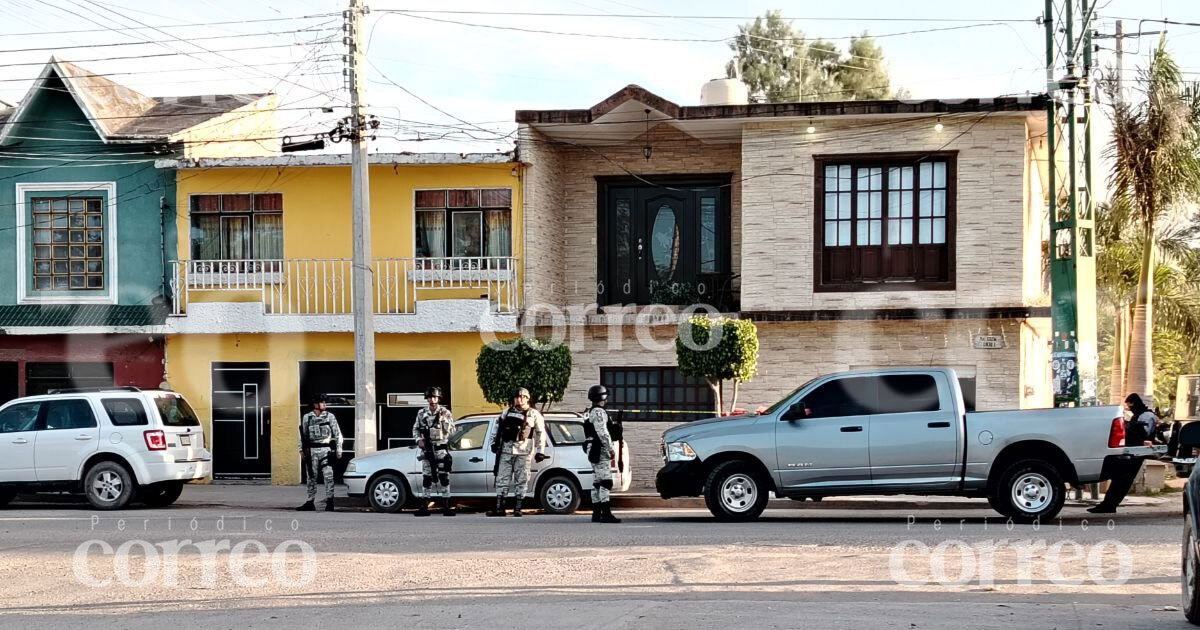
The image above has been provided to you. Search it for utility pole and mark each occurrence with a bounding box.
[1114,19,1123,105]
[346,0,377,455]
[1043,0,1099,407]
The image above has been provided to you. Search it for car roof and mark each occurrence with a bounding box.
[458,411,584,421]
[2,389,178,404]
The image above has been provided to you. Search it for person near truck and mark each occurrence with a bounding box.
[486,387,547,517]
[413,386,456,517]
[1088,393,1159,514]
[584,384,621,524]
[297,394,343,512]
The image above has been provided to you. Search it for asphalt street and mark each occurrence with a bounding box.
[0,490,1192,629]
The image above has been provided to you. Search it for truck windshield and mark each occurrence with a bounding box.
[154,395,201,427]
[761,377,820,415]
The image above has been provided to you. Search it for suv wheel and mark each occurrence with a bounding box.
[990,459,1066,523]
[84,461,136,510]
[0,488,15,508]
[538,474,581,515]
[704,460,769,521]
[367,473,408,513]
[139,481,184,508]
[1183,513,1200,624]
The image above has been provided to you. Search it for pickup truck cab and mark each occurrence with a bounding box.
[0,387,210,510]
[657,368,1156,522]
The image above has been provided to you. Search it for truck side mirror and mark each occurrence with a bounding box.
[782,402,807,422]
[1180,422,1200,449]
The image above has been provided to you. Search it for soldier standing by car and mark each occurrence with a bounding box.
[413,386,456,517]
[487,387,547,517]
[297,394,342,512]
[584,385,621,523]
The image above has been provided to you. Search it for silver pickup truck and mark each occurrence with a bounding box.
[657,368,1157,522]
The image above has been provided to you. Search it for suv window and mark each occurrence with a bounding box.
[878,374,941,413]
[548,421,586,445]
[42,399,97,430]
[448,422,488,451]
[154,395,201,427]
[101,398,149,426]
[801,377,878,418]
[0,402,40,433]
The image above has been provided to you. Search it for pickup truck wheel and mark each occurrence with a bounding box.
[992,459,1066,523]
[84,461,136,510]
[139,481,184,507]
[1183,513,1200,624]
[367,473,408,513]
[704,460,769,521]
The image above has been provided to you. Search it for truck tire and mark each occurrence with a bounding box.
[1183,513,1200,625]
[139,481,184,508]
[83,461,136,510]
[991,459,1066,523]
[704,460,769,521]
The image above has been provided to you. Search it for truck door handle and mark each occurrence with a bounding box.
[927,422,951,428]
[11,438,28,444]
[840,426,863,432]
[469,457,483,463]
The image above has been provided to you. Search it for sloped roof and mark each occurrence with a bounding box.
[0,57,270,144]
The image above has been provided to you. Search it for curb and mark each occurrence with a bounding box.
[609,495,1175,511]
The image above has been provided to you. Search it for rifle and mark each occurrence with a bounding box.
[299,420,314,483]
[418,420,437,474]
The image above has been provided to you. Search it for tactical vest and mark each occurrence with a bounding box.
[498,408,529,443]
[303,413,336,446]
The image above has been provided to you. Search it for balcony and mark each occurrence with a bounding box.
[169,257,520,316]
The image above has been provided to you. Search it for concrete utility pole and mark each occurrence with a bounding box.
[346,0,377,455]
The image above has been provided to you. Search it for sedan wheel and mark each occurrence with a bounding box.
[367,473,408,513]
[538,474,581,515]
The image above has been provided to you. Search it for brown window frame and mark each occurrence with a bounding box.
[813,152,957,292]
[414,188,513,259]
[188,193,283,261]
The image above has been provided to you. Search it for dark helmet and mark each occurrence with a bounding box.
[587,385,608,403]
[511,386,531,403]
[425,386,443,400]
[311,393,328,405]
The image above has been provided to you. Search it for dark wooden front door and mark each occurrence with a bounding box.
[599,178,729,306]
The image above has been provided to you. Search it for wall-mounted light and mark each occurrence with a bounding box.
[934,117,944,133]
[806,118,816,134]
[642,108,653,161]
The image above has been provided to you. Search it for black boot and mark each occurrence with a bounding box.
[442,496,456,516]
[486,496,506,517]
[325,498,336,512]
[414,500,431,517]
[295,500,316,512]
[600,502,621,524]
[511,497,523,517]
[591,502,602,522]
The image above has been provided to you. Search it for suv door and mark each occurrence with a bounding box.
[446,420,492,494]
[0,401,42,482]
[775,376,874,491]
[35,398,100,481]
[869,373,960,489]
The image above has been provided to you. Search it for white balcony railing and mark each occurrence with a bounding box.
[169,257,520,316]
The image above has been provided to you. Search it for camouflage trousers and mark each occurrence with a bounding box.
[419,447,451,498]
[591,446,613,503]
[495,448,532,499]
[305,447,335,501]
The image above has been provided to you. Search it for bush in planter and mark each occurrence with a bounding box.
[475,337,572,411]
[676,316,759,416]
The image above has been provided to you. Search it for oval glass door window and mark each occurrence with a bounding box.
[651,203,680,280]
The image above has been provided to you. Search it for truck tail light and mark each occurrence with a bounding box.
[144,430,167,451]
[1108,417,1125,448]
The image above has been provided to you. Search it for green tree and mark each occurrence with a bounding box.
[1103,37,1200,401]
[676,316,759,416]
[725,11,897,102]
[475,338,572,411]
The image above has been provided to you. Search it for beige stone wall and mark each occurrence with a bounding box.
[518,127,567,307]
[739,115,1033,311]
[545,317,1046,491]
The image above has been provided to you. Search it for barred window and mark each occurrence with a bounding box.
[31,196,104,291]
[600,366,714,422]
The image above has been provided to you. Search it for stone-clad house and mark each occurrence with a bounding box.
[515,83,1053,489]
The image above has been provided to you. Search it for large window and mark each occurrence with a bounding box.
[815,154,955,291]
[190,193,283,260]
[415,188,512,258]
[600,366,715,422]
[31,196,105,291]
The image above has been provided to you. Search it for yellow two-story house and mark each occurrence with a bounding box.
[156,153,522,484]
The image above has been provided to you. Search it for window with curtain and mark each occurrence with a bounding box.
[415,188,512,259]
[189,193,283,260]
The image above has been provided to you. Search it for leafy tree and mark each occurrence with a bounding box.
[1102,37,1200,401]
[475,337,572,411]
[676,316,759,416]
[725,11,897,102]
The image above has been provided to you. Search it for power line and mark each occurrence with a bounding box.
[0,40,334,69]
[0,12,338,37]
[0,58,343,84]
[378,9,1036,23]
[0,25,338,55]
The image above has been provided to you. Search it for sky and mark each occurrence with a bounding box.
[0,0,1198,154]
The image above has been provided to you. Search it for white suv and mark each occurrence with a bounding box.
[0,387,211,510]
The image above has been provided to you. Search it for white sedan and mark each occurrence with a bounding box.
[344,411,631,514]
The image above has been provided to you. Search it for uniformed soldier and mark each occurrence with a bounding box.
[413,386,456,517]
[584,384,621,523]
[297,394,342,512]
[486,387,547,517]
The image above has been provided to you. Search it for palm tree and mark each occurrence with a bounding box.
[1104,37,1200,401]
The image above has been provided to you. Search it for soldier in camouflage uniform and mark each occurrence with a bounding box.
[486,387,547,517]
[297,394,342,512]
[584,385,621,523]
[413,386,456,516]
